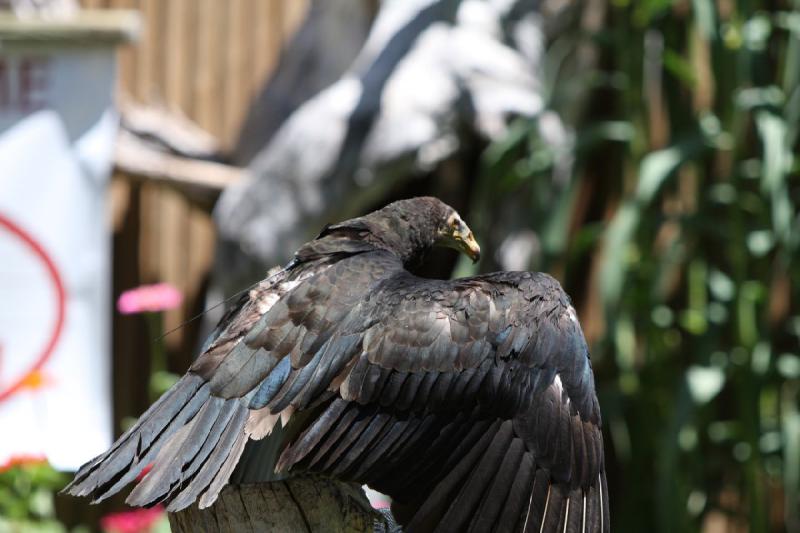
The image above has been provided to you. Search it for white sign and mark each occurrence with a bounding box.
[0,45,118,471]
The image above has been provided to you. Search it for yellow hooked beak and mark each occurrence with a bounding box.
[455,228,481,263]
[438,214,481,263]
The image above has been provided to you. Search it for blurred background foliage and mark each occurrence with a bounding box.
[462,0,800,531]
[0,459,73,533]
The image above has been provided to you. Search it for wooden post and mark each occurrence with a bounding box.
[168,476,388,533]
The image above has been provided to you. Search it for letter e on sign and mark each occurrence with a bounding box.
[0,57,50,114]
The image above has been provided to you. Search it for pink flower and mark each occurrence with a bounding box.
[117,283,183,314]
[0,454,47,473]
[101,505,165,533]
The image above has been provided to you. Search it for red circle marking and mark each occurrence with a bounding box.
[0,212,66,403]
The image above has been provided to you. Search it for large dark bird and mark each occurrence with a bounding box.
[65,197,608,532]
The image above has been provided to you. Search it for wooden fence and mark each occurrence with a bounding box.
[80,0,307,433]
[81,0,307,146]
[51,2,311,527]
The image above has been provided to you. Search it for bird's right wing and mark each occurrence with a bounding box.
[268,269,609,532]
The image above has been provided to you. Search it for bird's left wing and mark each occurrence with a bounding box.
[63,250,402,510]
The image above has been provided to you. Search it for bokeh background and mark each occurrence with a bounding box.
[1,0,799,531]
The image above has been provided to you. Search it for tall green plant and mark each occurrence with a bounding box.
[470,1,800,531]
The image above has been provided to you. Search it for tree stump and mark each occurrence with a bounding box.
[167,476,389,532]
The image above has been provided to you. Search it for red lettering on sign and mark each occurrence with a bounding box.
[19,58,48,112]
[0,213,66,403]
[0,60,9,108]
[0,57,50,113]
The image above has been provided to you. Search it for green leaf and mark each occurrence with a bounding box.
[663,49,696,87]
[774,10,800,36]
[782,384,800,527]
[755,110,791,194]
[600,203,640,310]
[150,370,181,399]
[737,281,766,347]
[709,268,735,301]
[687,366,725,404]
[482,118,532,168]
[735,86,784,110]
[755,110,795,246]
[746,230,775,256]
[541,178,579,257]
[742,13,772,51]
[601,137,708,311]
[751,342,771,375]
[692,0,717,40]
[777,354,800,378]
[636,147,686,203]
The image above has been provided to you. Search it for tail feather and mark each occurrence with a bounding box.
[403,420,500,531]
[385,413,610,533]
[170,400,244,488]
[493,452,536,532]
[198,425,249,509]
[164,404,249,512]
[124,396,235,506]
[520,472,609,533]
[66,374,203,491]
[93,384,213,502]
[565,489,584,532]
[63,373,253,512]
[535,484,565,533]
[600,470,610,532]
[437,421,514,531]
[467,437,525,531]
[63,374,209,501]
[582,479,602,533]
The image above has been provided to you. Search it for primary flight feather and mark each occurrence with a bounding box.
[65,197,609,532]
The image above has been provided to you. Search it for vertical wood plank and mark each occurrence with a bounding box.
[239,0,257,115]
[282,0,308,43]
[158,188,189,351]
[252,0,283,95]
[194,0,225,136]
[137,182,159,281]
[165,0,190,114]
[111,0,138,98]
[81,0,104,9]
[135,0,156,100]
[223,0,247,146]
[110,177,151,430]
[151,0,168,103]
[181,207,216,367]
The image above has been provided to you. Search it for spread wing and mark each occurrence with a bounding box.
[66,250,608,532]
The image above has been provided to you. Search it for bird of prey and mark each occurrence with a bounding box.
[65,197,609,532]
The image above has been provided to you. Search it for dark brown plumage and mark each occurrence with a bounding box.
[64,197,609,532]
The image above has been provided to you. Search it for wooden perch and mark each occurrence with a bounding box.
[167,477,389,533]
[120,102,223,161]
[114,104,246,208]
[0,9,140,45]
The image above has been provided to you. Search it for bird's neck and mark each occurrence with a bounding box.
[363,217,435,266]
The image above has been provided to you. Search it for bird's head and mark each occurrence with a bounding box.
[369,197,481,264]
[434,209,481,263]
